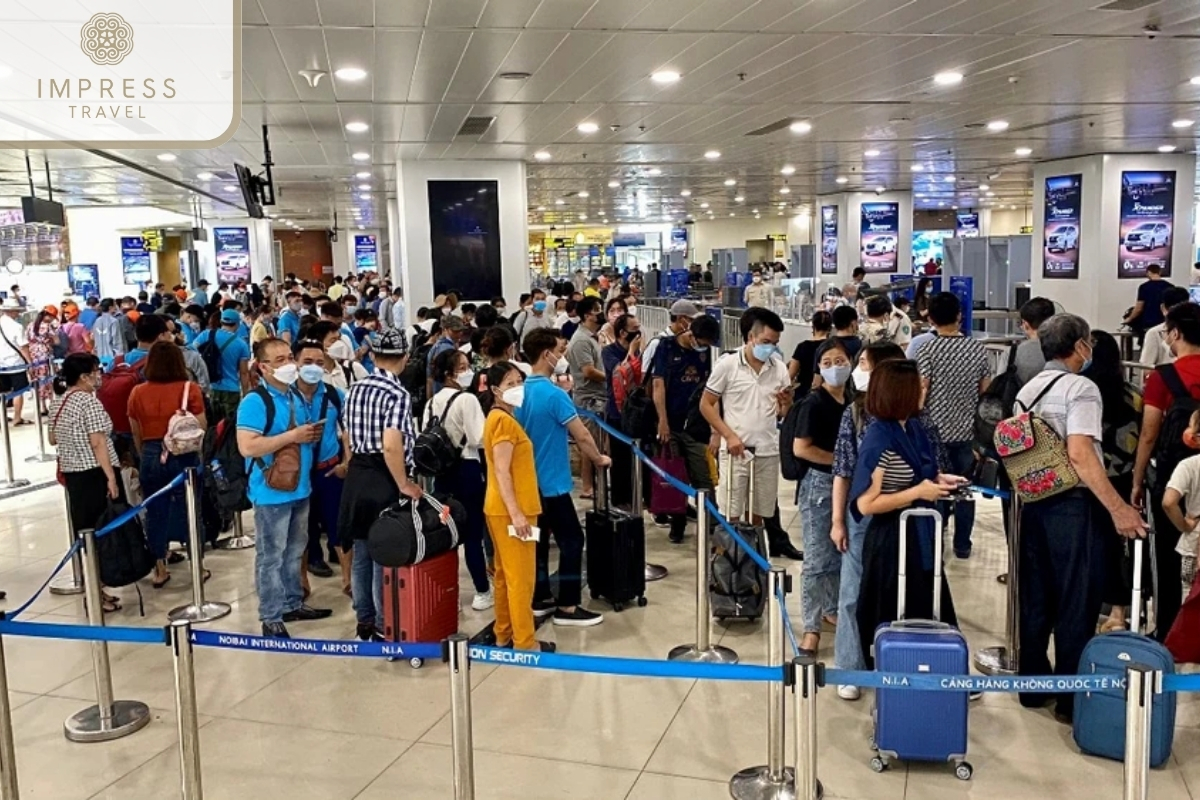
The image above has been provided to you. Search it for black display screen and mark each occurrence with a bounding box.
[427,180,501,298]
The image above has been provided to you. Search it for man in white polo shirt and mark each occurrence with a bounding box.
[701,307,792,522]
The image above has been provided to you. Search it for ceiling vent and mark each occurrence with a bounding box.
[745,118,800,137]
[1092,0,1158,10]
[457,116,496,137]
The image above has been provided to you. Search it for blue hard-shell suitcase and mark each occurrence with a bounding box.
[872,508,973,780]
[1073,537,1176,766]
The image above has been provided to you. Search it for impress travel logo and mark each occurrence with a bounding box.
[0,1,240,147]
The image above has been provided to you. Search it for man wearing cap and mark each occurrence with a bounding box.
[193,280,210,308]
[425,315,469,397]
[339,328,422,642]
[0,297,31,425]
[191,309,252,422]
[643,299,703,368]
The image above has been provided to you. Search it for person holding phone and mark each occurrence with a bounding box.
[482,362,554,652]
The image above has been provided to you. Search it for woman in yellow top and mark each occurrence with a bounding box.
[482,361,553,653]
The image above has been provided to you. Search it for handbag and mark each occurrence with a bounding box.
[256,400,302,492]
[649,441,690,516]
[1166,567,1200,664]
[993,374,1080,503]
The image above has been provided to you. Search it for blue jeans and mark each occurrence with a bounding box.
[798,470,840,634]
[254,499,310,624]
[941,441,976,554]
[834,512,870,670]
[139,441,198,560]
[352,540,384,629]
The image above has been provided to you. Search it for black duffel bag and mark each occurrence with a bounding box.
[94,501,156,588]
[368,493,465,568]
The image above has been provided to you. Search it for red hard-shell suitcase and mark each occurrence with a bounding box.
[382,549,459,666]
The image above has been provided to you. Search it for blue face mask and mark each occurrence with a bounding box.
[299,364,325,385]
[1080,341,1094,373]
[533,300,548,313]
[752,343,777,362]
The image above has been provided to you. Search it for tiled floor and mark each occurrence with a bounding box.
[0,421,1195,799]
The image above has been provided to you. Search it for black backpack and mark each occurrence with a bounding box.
[401,342,434,418]
[94,501,156,587]
[974,341,1022,458]
[413,392,468,478]
[205,416,251,514]
[1152,363,1200,492]
[198,330,236,384]
[620,372,658,440]
[779,400,808,482]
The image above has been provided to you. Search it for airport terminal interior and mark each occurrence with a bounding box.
[3,0,1200,798]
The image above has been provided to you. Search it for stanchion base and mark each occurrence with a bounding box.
[645,563,668,582]
[48,577,85,596]
[973,646,1018,676]
[168,601,232,624]
[729,766,797,800]
[218,534,256,551]
[0,480,30,491]
[63,700,152,743]
[667,644,739,664]
[24,453,55,464]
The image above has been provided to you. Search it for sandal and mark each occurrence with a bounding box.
[152,573,171,589]
[201,569,212,584]
[579,491,595,500]
[342,585,353,598]
[102,598,121,613]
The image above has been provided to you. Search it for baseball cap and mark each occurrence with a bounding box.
[669,299,703,318]
[375,328,409,356]
[220,309,240,325]
[198,279,210,287]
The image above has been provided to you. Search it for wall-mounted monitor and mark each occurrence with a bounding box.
[427,180,501,298]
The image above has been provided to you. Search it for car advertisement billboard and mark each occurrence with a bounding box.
[120,237,151,284]
[820,205,838,274]
[68,264,99,299]
[860,202,899,273]
[354,235,378,270]
[1044,174,1083,280]
[214,227,251,284]
[1118,170,1175,279]
[956,212,980,238]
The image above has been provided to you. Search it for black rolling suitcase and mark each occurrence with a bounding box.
[709,452,769,622]
[585,463,648,612]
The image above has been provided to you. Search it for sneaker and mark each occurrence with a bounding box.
[837,684,861,701]
[954,549,972,560]
[356,623,383,642]
[537,641,557,653]
[552,606,604,627]
[307,560,334,578]
[969,691,983,702]
[283,605,334,622]
[471,590,495,611]
[261,621,290,639]
[532,598,557,618]
[653,514,670,527]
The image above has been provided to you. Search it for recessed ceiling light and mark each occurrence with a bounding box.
[223,186,239,193]
[651,70,681,84]
[1192,77,1200,86]
[1014,147,1033,156]
[979,183,990,191]
[356,171,371,179]
[835,176,848,184]
[944,175,956,183]
[555,199,565,205]
[648,168,662,176]
[779,187,791,194]
[578,191,589,198]
[579,214,588,221]
[986,120,1010,132]
[121,197,138,205]
[357,183,371,190]
[352,152,371,161]
[1174,119,1196,128]
[602,218,608,224]
[196,172,214,181]
[345,121,370,133]
[359,193,371,200]
[780,165,796,175]
[789,121,812,134]
[938,201,947,207]
[704,150,721,160]
[729,212,735,217]
[700,202,710,209]
[864,149,881,157]
[534,151,551,161]
[680,189,692,197]
[735,196,744,203]
[358,225,366,231]
[1159,145,1177,153]
[910,164,924,172]
[157,153,177,162]
[499,71,532,81]
[607,180,620,188]
[536,206,546,211]
[986,191,996,197]
[933,71,964,86]
[751,208,759,214]
[335,67,368,81]
[724,178,737,186]
[577,121,600,134]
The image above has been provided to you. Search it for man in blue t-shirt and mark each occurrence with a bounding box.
[78,297,99,331]
[651,314,721,543]
[276,291,304,344]
[514,328,609,628]
[294,339,348,584]
[191,309,251,421]
[236,337,329,638]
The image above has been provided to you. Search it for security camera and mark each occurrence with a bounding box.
[1143,23,1159,39]
[874,186,885,195]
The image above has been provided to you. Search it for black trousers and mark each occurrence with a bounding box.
[1150,490,1183,641]
[1018,490,1106,717]
[534,492,585,608]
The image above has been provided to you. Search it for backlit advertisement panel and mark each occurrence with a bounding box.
[1118,170,1175,279]
[1044,174,1082,280]
[860,202,899,274]
[820,205,838,274]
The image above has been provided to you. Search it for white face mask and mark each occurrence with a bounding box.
[454,371,474,389]
[327,340,353,362]
[627,306,638,317]
[271,363,299,385]
[852,367,870,392]
[553,355,570,376]
[501,385,525,408]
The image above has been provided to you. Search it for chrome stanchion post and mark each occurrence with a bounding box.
[24,374,54,463]
[1123,664,1154,800]
[633,448,668,582]
[0,633,20,800]
[793,655,824,800]
[50,484,84,596]
[730,567,795,799]
[447,634,475,800]
[596,431,610,513]
[219,510,255,550]
[63,528,151,742]
[168,468,231,623]
[974,492,1021,676]
[169,620,203,800]
[0,397,29,490]
[669,489,738,663]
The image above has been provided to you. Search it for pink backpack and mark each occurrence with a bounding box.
[163,382,205,462]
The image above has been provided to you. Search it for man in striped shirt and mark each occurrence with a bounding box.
[337,328,421,641]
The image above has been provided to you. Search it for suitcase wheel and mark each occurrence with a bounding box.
[954,762,973,781]
[637,596,648,608]
[409,658,425,670]
[613,602,625,612]
[870,756,888,773]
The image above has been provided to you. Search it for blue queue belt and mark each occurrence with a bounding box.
[0,619,167,646]
[466,644,778,681]
[190,629,444,662]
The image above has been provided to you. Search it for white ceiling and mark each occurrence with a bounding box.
[3,0,1200,230]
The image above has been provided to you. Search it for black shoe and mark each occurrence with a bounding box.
[356,623,383,642]
[262,622,290,638]
[532,598,557,619]
[327,548,340,566]
[538,641,557,653]
[307,560,334,578]
[653,514,670,527]
[955,549,972,560]
[769,542,804,561]
[283,605,334,622]
[668,528,685,544]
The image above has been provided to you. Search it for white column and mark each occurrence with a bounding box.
[387,197,403,287]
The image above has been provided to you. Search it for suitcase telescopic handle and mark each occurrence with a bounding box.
[897,508,944,623]
[722,447,755,521]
